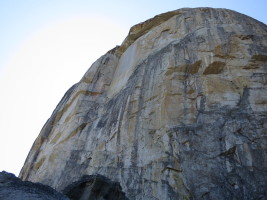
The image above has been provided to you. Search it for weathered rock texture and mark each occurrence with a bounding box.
[20,8,267,200]
[62,175,128,200]
[0,171,68,200]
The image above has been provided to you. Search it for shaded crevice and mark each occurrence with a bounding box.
[62,174,128,200]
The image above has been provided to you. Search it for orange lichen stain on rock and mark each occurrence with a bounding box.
[58,123,87,144]
[203,61,226,75]
[50,132,62,144]
[33,157,45,171]
[252,54,267,62]
[165,60,202,76]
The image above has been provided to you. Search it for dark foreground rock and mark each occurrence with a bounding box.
[0,171,128,200]
[0,171,69,200]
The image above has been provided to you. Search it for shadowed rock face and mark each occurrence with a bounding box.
[62,175,128,200]
[0,171,68,200]
[20,8,267,199]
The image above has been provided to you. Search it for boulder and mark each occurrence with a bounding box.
[0,171,68,200]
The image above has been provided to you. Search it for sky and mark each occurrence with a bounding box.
[0,0,266,176]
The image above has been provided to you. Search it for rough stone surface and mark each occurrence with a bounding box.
[20,8,267,200]
[0,171,69,200]
[62,174,128,200]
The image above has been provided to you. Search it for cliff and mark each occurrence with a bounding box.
[20,8,267,199]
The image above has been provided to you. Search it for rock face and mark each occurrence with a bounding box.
[20,8,267,200]
[0,171,68,200]
[62,175,128,200]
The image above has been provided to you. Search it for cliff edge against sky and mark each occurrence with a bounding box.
[19,8,267,200]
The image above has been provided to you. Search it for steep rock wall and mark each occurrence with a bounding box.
[20,8,267,200]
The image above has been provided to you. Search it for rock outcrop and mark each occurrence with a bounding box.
[20,8,267,200]
[0,171,68,200]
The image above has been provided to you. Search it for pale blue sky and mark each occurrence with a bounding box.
[0,0,266,175]
[1,0,266,72]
